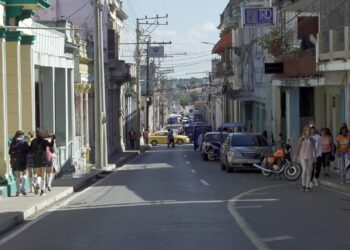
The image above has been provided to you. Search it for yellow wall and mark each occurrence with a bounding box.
[21,44,35,132]
[6,41,22,136]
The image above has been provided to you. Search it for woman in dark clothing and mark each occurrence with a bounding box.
[9,130,29,196]
[29,128,55,196]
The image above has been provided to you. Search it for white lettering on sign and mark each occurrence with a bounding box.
[259,9,273,21]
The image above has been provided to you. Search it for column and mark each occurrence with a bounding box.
[84,84,91,147]
[21,35,35,132]
[41,67,55,132]
[6,31,22,136]
[0,29,8,178]
[74,83,85,137]
[286,87,300,139]
[55,68,68,147]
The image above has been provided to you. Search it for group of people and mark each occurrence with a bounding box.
[128,128,149,150]
[296,124,350,192]
[9,128,56,196]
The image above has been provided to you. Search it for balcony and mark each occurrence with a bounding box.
[109,60,131,84]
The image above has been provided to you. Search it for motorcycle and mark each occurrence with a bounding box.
[202,142,221,161]
[253,142,301,181]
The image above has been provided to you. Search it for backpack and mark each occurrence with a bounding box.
[9,141,25,169]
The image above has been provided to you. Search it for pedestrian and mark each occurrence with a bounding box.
[30,128,55,196]
[167,129,175,148]
[128,128,137,149]
[25,131,36,193]
[45,137,57,191]
[296,126,316,192]
[310,125,322,187]
[336,125,350,183]
[320,128,334,177]
[9,130,29,196]
[143,129,149,145]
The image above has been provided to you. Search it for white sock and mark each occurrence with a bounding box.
[36,176,41,187]
[41,179,46,191]
[47,175,53,188]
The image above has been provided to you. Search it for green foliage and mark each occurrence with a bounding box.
[190,91,199,103]
[258,28,283,51]
[179,94,190,107]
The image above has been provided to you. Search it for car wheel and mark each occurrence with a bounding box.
[177,139,184,145]
[202,153,208,161]
[226,157,234,173]
[151,140,158,146]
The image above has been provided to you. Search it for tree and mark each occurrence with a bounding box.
[190,91,199,103]
[179,94,190,107]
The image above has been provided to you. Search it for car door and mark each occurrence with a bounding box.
[221,136,230,163]
[158,132,168,144]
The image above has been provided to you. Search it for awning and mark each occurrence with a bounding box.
[212,31,232,54]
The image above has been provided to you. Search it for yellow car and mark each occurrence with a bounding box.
[149,131,190,146]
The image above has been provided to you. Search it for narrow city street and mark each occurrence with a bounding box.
[1,145,350,250]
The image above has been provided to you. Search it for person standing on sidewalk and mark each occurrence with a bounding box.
[310,125,322,187]
[143,129,149,145]
[336,125,350,184]
[128,128,137,150]
[296,126,316,192]
[9,130,29,196]
[320,128,334,177]
[30,129,55,196]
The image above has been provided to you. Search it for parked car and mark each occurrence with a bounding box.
[201,132,229,161]
[149,131,190,146]
[220,133,271,172]
[193,125,212,151]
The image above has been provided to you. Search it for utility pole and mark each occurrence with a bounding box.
[135,14,169,139]
[94,0,108,168]
[135,19,141,149]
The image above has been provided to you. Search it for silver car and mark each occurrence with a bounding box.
[220,133,271,172]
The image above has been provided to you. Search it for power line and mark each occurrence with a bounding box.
[66,0,91,19]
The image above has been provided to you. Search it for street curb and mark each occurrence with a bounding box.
[319,179,350,194]
[0,149,148,236]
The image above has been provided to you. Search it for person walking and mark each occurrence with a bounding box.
[310,125,322,187]
[128,128,137,150]
[296,126,316,192]
[9,130,29,196]
[30,128,55,196]
[336,125,350,184]
[143,129,149,145]
[167,129,175,148]
[25,131,36,193]
[45,137,56,191]
[320,128,334,177]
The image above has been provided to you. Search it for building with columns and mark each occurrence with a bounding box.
[0,0,52,197]
[37,0,131,158]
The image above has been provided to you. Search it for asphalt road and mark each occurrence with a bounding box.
[1,144,350,250]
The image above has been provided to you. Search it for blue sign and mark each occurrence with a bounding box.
[242,7,276,27]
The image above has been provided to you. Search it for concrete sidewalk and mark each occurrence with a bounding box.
[0,150,144,235]
[319,170,350,194]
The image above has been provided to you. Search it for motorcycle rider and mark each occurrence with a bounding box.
[296,126,317,192]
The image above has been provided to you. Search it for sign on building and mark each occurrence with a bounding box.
[148,46,164,58]
[242,7,276,28]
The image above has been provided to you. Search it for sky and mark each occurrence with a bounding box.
[122,0,229,79]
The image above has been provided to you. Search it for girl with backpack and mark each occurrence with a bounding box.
[9,130,29,196]
[29,128,55,196]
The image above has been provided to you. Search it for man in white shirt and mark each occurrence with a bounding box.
[310,125,322,187]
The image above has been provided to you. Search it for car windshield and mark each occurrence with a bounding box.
[231,134,268,147]
[205,133,228,143]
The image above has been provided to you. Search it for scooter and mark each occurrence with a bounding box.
[253,142,301,181]
[203,142,221,161]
